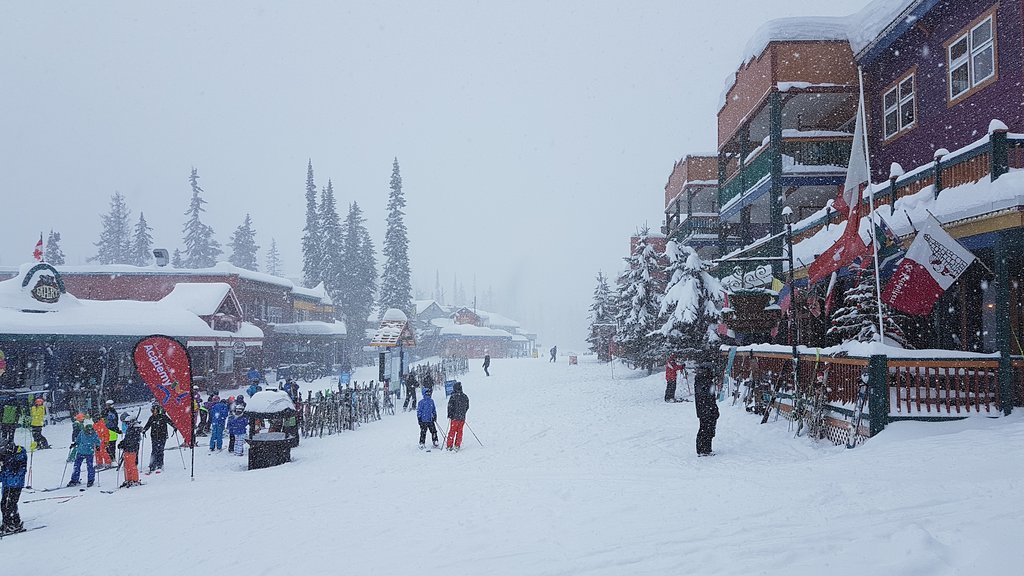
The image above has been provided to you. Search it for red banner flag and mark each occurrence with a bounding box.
[881,218,975,316]
[133,335,194,445]
[33,234,43,262]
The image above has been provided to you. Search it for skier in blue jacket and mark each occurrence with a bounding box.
[226,405,248,456]
[1,439,28,534]
[68,421,101,487]
[416,386,439,448]
[208,397,230,452]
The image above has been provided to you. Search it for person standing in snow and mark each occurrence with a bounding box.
[402,371,418,412]
[92,415,112,468]
[142,404,176,474]
[1,395,22,444]
[482,353,491,377]
[68,420,100,487]
[227,405,248,457]
[208,397,229,452]
[694,353,720,457]
[0,439,27,534]
[664,355,682,402]
[416,386,439,449]
[28,397,50,449]
[445,382,470,451]
[118,413,143,488]
[103,400,119,464]
[68,413,85,463]
[549,346,557,362]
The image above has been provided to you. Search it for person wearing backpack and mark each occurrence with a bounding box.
[445,382,470,451]
[416,386,439,449]
[118,413,143,488]
[0,439,28,534]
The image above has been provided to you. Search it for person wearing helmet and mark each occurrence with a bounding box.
[68,421,100,487]
[0,438,28,534]
[29,397,50,449]
[416,385,439,449]
[92,415,112,468]
[68,413,86,463]
[0,395,21,444]
[118,413,143,488]
[445,382,470,451]
[142,404,177,474]
[226,405,248,457]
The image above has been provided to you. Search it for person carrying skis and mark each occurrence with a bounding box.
[694,352,720,457]
[208,397,229,452]
[445,382,470,451]
[0,438,28,534]
[142,404,177,474]
[402,371,418,412]
[103,400,119,464]
[118,413,143,488]
[482,353,491,377]
[416,385,439,449]
[92,415,112,468]
[664,354,683,402]
[68,420,100,487]
[227,404,248,457]
[28,397,50,449]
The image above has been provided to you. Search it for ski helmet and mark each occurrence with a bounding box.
[35,398,44,405]
[422,387,432,396]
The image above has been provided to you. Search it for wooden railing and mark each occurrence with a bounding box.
[889,359,1000,416]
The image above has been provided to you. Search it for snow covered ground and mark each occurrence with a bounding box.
[7,356,1023,574]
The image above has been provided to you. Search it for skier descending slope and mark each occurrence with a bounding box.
[417,386,439,450]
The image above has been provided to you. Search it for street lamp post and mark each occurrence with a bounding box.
[783,207,800,399]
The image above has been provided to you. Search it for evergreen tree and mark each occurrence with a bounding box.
[171,249,183,268]
[827,263,910,347]
[90,191,132,264]
[301,160,322,288]
[614,228,666,373]
[318,180,344,292]
[338,201,377,366]
[130,212,154,267]
[379,158,413,317]
[44,230,66,265]
[659,241,723,360]
[265,238,282,277]
[586,272,619,361]
[228,213,260,271]
[181,168,221,268]
[434,269,444,305]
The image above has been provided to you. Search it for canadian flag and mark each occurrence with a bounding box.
[881,218,975,315]
[33,234,43,262]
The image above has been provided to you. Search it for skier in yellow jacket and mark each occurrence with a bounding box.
[28,398,50,450]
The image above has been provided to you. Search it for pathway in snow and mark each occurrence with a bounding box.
[7,356,1023,575]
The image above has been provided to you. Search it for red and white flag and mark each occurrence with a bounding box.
[807,95,871,284]
[33,234,43,261]
[881,217,975,315]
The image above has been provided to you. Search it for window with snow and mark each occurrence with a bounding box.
[947,14,996,102]
[883,73,915,139]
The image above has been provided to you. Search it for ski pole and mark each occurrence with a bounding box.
[60,446,73,488]
[465,421,483,447]
[173,430,187,470]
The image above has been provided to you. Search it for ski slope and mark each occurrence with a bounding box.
[7,356,1023,575]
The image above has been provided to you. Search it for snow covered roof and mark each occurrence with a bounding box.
[439,325,513,339]
[159,283,235,316]
[414,300,441,314]
[741,16,851,65]
[430,317,455,329]
[847,0,923,57]
[270,320,347,336]
[291,282,333,305]
[476,309,521,329]
[244,390,295,414]
[382,308,408,322]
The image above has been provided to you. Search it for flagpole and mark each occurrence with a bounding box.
[858,66,886,343]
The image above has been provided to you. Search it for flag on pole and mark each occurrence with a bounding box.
[881,217,975,315]
[32,234,43,262]
[873,214,905,283]
[807,94,871,284]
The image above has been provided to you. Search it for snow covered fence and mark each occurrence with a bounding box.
[722,343,1022,446]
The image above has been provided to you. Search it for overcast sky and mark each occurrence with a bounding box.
[0,0,870,350]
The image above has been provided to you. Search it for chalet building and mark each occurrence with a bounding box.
[662,155,720,260]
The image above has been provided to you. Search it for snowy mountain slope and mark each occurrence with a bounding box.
[7,357,1023,575]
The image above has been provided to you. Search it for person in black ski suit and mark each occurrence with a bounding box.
[445,382,470,451]
[142,404,177,474]
[402,371,418,412]
[482,353,491,377]
[694,352,720,456]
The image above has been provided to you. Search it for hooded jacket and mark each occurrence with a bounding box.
[0,444,28,488]
[143,412,177,442]
[447,383,470,421]
[75,427,101,456]
[119,423,142,453]
[416,391,436,423]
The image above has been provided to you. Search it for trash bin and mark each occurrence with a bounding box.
[246,432,292,470]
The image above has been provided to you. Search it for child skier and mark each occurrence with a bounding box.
[29,397,50,449]
[416,386,439,449]
[227,405,248,457]
[0,439,27,534]
[445,382,470,451]
[118,413,143,488]
[92,416,112,468]
[68,413,85,463]
[209,397,229,452]
[68,421,100,487]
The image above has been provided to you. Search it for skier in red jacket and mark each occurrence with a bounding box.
[665,355,682,402]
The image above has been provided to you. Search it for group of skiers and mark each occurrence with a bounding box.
[414,378,471,451]
[1,394,52,450]
[665,352,720,457]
